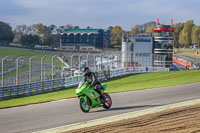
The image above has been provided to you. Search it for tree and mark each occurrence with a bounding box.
[145,26,154,33]
[14,24,35,35]
[13,31,21,44]
[65,24,73,29]
[33,24,59,46]
[74,26,80,29]
[182,20,194,46]
[130,25,140,34]
[33,23,45,36]
[110,26,123,47]
[108,26,113,31]
[87,26,92,29]
[49,25,57,34]
[178,30,185,46]
[20,34,40,47]
[0,21,14,44]
[51,34,60,47]
[191,26,200,47]
[173,23,184,47]
[13,24,36,44]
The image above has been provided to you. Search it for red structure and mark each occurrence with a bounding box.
[173,58,192,69]
[153,21,175,67]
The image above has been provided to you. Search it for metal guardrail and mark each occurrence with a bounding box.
[0,79,64,100]
[63,67,165,88]
[0,67,165,100]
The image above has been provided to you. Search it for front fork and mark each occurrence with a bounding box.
[79,95,90,105]
[83,96,88,103]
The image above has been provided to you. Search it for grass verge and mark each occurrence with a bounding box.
[178,53,200,58]
[1,70,200,109]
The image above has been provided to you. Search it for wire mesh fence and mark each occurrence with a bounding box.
[0,52,166,87]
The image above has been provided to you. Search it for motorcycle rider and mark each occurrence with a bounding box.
[83,67,108,102]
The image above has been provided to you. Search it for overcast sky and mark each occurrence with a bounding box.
[0,0,199,30]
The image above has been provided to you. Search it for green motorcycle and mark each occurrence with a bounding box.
[76,81,112,112]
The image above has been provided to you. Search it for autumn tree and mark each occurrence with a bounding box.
[130,25,140,34]
[34,23,45,36]
[108,26,113,31]
[178,30,185,46]
[182,20,194,46]
[173,23,184,47]
[145,26,154,33]
[191,26,200,47]
[34,23,59,46]
[110,26,123,47]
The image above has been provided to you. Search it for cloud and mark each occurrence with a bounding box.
[1,0,200,30]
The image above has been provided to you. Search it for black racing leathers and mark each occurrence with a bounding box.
[83,72,106,101]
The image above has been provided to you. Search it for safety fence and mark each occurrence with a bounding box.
[0,79,64,100]
[0,52,166,87]
[63,67,165,87]
[0,67,165,100]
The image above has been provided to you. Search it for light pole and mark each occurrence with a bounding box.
[94,54,98,71]
[87,54,89,67]
[133,52,135,68]
[71,55,75,77]
[29,56,35,83]
[79,54,83,75]
[61,55,65,79]
[41,55,46,81]
[16,56,22,85]
[1,56,8,87]
[51,55,57,80]
[100,54,103,71]
[106,54,108,70]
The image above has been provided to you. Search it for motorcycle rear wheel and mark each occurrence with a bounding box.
[103,93,112,109]
[80,97,90,112]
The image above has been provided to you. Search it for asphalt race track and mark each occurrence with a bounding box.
[1,82,200,133]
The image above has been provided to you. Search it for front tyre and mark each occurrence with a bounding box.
[80,97,90,113]
[103,93,112,109]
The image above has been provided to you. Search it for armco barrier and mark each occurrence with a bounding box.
[0,67,165,100]
[0,79,64,100]
[173,58,192,69]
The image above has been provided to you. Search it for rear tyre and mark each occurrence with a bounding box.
[103,93,112,109]
[80,97,90,113]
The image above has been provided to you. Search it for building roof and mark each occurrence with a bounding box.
[65,29,99,33]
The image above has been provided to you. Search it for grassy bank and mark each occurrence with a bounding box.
[178,53,200,58]
[0,47,62,65]
[0,47,63,80]
[1,70,200,109]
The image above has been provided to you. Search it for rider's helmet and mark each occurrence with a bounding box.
[83,67,90,76]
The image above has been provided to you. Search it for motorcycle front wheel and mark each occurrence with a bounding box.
[80,97,90,112]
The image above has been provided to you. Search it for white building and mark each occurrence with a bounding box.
[122,33,154,67]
